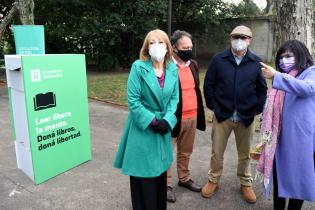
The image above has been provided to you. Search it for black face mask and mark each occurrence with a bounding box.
[176,49,193,61]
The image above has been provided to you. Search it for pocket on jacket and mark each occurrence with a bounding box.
[127,120,154,154]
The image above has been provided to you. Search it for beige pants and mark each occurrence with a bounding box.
[167,117,197,187]
[208,116,253,186]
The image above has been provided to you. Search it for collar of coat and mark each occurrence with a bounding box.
[139,59,177,73]
[221,48,257,65]
[137,59,178,109]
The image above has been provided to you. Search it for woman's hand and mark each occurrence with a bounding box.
[150,119,169,135]
[260,62,276,80]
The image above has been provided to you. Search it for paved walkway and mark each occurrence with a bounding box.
[0,85,314,210]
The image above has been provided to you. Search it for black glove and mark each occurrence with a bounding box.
[150,119,170,135]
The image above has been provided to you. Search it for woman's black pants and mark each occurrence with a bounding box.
[273,161,304,210]
[130,171,167,210]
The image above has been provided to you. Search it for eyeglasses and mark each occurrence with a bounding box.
[231,35,250,40]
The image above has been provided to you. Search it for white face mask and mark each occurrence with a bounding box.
[231,38,247,52]
[149,43,167,62]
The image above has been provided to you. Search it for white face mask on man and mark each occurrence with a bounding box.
[231,38,247,52]
[149,43,167,62]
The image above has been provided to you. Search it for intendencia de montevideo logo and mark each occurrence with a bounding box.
[30,69,41,82]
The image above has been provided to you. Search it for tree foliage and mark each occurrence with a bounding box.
[33,0,169,70]
[1,0,262,70]
[172,0,237,25]
[232,0,262,17]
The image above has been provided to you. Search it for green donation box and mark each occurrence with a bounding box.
[4,54,91,184]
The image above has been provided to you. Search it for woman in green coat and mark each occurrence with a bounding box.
[114,29,179,210]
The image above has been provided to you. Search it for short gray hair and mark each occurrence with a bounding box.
[170,30,192,46]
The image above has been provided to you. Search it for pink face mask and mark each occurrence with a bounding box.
[279,57,295,72]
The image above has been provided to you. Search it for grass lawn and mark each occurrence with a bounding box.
[87,68,265,130]
[87,71,129,106]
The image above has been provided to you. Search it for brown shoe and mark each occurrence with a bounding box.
[240,185,256,204]
[201,181,218,198]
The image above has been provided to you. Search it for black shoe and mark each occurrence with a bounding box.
[178,179,201,192]
[167,186,176,203]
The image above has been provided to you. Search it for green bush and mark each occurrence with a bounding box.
[0,59,4,68]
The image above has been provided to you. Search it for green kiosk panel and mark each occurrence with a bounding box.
[5,54,91,184]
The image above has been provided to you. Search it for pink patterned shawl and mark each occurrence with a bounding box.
[256,70,299,194]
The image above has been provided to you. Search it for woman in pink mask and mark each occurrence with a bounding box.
[259,40,315,210]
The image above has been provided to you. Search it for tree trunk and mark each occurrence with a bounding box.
[0,2,18,42]
[16,0,34,24]
[275,0,315,57]
[264,0,275,14]
[0,0,34,47]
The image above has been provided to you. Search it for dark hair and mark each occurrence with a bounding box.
[170,30,192,46]
[275,40,314,73]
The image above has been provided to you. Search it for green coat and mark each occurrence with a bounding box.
[113,59,179,177]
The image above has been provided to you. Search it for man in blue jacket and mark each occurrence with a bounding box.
[202,25,267,203]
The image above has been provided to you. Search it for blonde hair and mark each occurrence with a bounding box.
[139,29,172,63]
